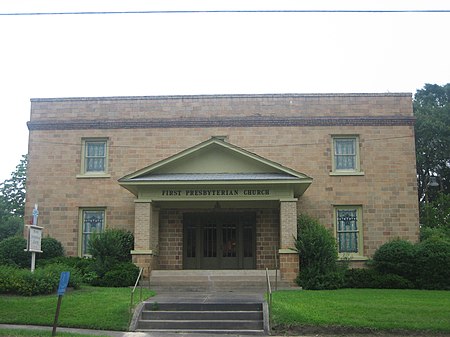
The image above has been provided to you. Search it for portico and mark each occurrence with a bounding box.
[119,137,312,283]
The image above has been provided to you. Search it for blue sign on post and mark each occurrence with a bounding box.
[53,271,71,336]
[57,272,70,296]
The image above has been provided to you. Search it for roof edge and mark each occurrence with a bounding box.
[30,92,412,102]
[119,137,313,182]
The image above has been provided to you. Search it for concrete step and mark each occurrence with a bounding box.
[137,319,263,330]
[141,310,263,320]
[147,269,291,291]
[135,301,266,333]
[143,302,262,311]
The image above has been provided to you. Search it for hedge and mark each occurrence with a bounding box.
[0,236,29,268]
[0,263,82,296]
[344,268,414,289]
[0,236,65,268]
[348,237,450,290]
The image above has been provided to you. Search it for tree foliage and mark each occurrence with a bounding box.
[0,155,27,218]
[0,155,27,241]
[414,83,450,228]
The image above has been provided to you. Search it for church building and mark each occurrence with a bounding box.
[25,93,419,283]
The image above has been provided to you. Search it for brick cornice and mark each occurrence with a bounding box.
[27,115,415,131]
[30,92,412,103]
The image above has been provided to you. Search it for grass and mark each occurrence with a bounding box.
[271,289,450,333]
[0,286,155,331]
[3,287,450,334]
[0,328,111,337]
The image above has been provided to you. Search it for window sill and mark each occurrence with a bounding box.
[76,173,111,179]
[339,255,368,261]
[329,171,365,176]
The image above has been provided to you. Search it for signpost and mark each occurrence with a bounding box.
[26,204,43,272]
[52,271,70,336]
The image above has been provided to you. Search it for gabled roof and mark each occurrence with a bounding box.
[119,137,312,197]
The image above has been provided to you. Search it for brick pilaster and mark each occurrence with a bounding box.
[134,201,152,250]
[279,200,299,284]
[132,201,159,277]
[279,200,298,249]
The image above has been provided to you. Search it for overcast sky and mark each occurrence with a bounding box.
[0,0,449,184]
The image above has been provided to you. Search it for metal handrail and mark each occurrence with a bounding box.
[274,245,278,291]
[129,267,144,325]
[265,267,272,321]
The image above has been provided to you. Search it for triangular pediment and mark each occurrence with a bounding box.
[119,137,312,197]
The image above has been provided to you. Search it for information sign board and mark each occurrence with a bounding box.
[28,225,43,253]
[57,272,70,296]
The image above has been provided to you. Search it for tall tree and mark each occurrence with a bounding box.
[0,155,27,241]
[414,83,450,228]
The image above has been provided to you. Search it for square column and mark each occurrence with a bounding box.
[131,200,159,278]
[279,199,299,284]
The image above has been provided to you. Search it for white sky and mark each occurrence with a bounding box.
[0,0,449,182]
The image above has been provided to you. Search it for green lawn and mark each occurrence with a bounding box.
[0,286,154,331]
[3,287,450,334]
[0,328,111,337]
[271,289,450,332]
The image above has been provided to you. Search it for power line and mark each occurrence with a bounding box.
[1,9,450,16]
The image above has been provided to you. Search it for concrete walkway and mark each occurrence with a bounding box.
[1,323,268,337]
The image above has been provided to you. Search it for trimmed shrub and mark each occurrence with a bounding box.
[344,268,379,288]
[40,263,83,290]
[372,239,416,281]
[38,237,64,260]
[91,262,139,287]
[344,268,415,289]
[376,273,414,289]
[18,268,59,296]
[296,214,344,290]
[88,229,134,263]
[37,256,97,284]
[88,229,134,282]
[296,214,338,272]
[0,236,65,268]
[298,269,344,290]
[415,237,450,290]
[0,265,19,293]
[0,236,29,268]
[0,263,82,296]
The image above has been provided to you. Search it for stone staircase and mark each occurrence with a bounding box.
[135,301,267,334]
[129,270,295,334]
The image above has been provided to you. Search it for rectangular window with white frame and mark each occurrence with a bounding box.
[80,209,105,256]
[80,138,109,176]
[334,206,364,257]
[331,136,363,175]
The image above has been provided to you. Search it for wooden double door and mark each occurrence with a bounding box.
[183,212,256,269]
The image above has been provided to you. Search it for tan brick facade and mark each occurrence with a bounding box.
[25,93,419,284]
[255,209,279,270]
[158,210,183,270]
